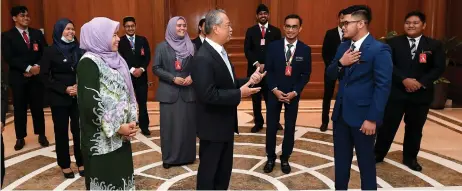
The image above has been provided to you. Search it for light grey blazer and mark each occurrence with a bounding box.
[152,41,195,103]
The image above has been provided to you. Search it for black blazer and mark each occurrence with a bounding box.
[387,35,446,104]
[1,27,48,84]
[322,27,342,68]
[39,46,82,106]
[118,35,151,84]
[191,36,203,50]
[191,41,248,142]
[244,24,282,76]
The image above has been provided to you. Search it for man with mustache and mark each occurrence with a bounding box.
[244,4,283,133]
[374,11,446,171]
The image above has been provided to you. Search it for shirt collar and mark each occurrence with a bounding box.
[16,27,28,35]
[126,34,136,40]
[199,35,205,42]
[205,37,224,54]
[258,22,269,29]
[284,38,298,49]
[407,35,422,42]
[351,32,370,51]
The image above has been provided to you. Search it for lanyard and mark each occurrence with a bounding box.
[285,46,296,66]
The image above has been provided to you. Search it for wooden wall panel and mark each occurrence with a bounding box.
[169,0,215,39]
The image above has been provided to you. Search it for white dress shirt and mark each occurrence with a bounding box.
[17,27,36,72]
[205,37,234,82]
[407,35,422,48]
[351,32,370,51]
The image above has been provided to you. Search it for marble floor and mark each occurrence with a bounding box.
[2,100,462,190]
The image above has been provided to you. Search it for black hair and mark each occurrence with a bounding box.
[198,18,206,34]
[123,16,136,25]
[405,11,426,23]
[11,6,28,17]
[256,4,269,14]
[338,8,346,17]
[343,5,372,24]
[284,14,302,26]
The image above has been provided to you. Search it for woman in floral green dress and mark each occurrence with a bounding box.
[77,17,138,190]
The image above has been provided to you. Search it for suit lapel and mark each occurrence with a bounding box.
[348,35,372,75]
[203,41,235,83]
[13,28,29,50]
[413,36,428,62]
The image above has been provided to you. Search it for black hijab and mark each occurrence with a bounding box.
[52,18,83,66]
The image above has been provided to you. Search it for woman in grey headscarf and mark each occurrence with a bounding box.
[153,16,196,169]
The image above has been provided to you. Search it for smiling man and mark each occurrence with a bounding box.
[374,11,446,172]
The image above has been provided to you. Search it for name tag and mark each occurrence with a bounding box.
[260,39,265,46]
[285,66,292,76]
[175,60,182,71]
[295,56,303,61]
[33,43,39,51]
[141,47,145,56]
[419,53,427,63]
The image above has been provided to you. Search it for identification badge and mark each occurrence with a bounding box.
[260,39,265,46]
[141,47,145,56]
[33,43,39,51]
[175,60,182,71]
[285,65,292,76]
[419,53,427,63]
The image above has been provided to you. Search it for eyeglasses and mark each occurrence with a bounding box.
[284,25,299,30]
[124,25,135,28]
[340,20,361,27]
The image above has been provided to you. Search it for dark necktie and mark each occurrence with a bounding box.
[350,42,356,51]
[410,38,416,59]
[285,44,293,62]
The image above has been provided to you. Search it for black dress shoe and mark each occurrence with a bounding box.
[320,124,328,132]
[263,160,275,173]
[62,169,75,179]
[403,159,422,171]
[280,159,291,174]
[78,166,85,177]
[38,135,49,147]
[141,129,151,136]
[14,139,25,151]
[277,123,283,130]
[251,125,263,133]
[163,163,171,169]
[375,155,384,163]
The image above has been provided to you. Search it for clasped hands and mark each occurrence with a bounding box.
[272,89,296,104]
[402,78,423,92]
[240,66,266,98]
[23,65,40,77]
[118,121,138,141]
[132,68,144,78]
[66,84,78,96]
[173,75,193,86]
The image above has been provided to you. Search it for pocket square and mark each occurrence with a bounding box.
[295,56,304,61]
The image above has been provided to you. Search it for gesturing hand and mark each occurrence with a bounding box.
[249,66,267,85]
[339,49,361,67]
[240,81,261,98]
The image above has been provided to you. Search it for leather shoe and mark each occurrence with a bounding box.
[14,139,25,151]
[375,155,384,163]
[280,159,291,174]
[163,163,171,169]
[251,125,263,133]
[141,129,151,136]
[403,159,422,171]
[320,124,328,132]
[277,123,283,130]
[38,135,49,147]
[263,160,275,173]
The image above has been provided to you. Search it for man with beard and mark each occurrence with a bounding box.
[374,11,445,171]
[244,4,283,133]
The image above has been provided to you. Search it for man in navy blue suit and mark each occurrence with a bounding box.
[326,5,392,190]
[263,14,311,174]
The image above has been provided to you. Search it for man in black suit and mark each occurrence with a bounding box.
[1,6,49,150]
[1,77,7,186]
[375,11,446,171]
[191,18,206,50]
[118,16,151,135]
[320,9,346,132]
[244,4,283,133]
[264,14,312,174]
[191,9,265,190]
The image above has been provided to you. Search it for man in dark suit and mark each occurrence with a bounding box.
[264,14,311,174]
[191,18,206,50]
[1,6,49,150]
[118,16,151,135]
[326,5,392,190]
[191,9,265,190]
[320,9,346,132]
[374,11,446,171]
[1,77,7,186]
[244,4,283,133]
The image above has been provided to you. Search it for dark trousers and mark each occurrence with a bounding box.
[333,114,377,190]
[196,140,233,190]
[322,74,336,124]
[134,82,150,131]
[266,94,299,160]
[1,134,4,187]
[50,100,83,168]
[375,100,430,160]
[251,80,268,126]
[10,78,45,139]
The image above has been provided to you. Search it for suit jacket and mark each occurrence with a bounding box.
[244,24,282,76]
[266,39,312,98]
[40,46,82,106]
[327,35,393,127]
[1,27,48,84]
[118,35,151,84]
[386,35,445,104]
[152,41,195,103]
[191,36,203,50]
[191,41,248,142]
[322,27,342,67]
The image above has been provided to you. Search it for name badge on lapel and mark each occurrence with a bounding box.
[141,47,145,56]
[175,59,182,71]
[260,39,265,46]
[63,59,67,63]
[295,56,303,61]
[33,43,39,51]
[419,53,427,64]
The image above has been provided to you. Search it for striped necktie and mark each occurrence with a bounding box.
[410,38,416,59]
